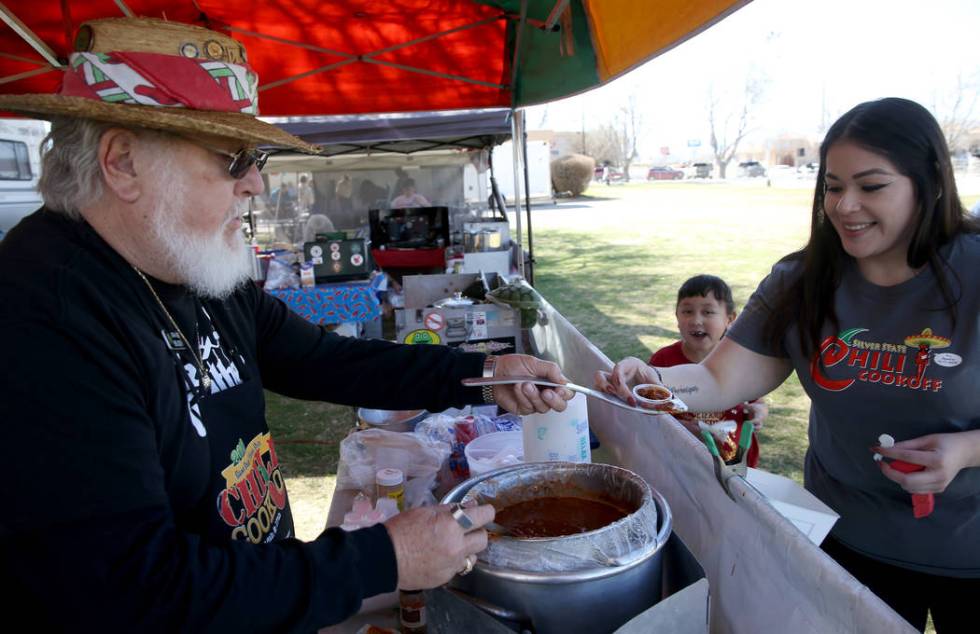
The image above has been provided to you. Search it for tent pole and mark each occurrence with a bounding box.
[508,0,529,279]
[521,118,534,284]
[0,6,62,68]
[544,0,572,30]
[511,109,525,278]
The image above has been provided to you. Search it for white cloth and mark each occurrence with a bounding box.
[529,303,916,634]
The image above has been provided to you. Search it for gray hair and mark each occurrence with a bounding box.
[37,117,115,218]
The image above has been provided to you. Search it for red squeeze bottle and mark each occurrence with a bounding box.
[888,460,934,519]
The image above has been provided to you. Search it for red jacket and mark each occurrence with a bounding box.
[650,341,760,466]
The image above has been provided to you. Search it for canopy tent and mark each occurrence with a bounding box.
[262,108,514,227]
[0,0,751,280]
[272,108,512,158]
[267,108,518,275]
[0,1,749,115]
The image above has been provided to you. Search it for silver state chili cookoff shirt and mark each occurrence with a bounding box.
[727,232,980,578]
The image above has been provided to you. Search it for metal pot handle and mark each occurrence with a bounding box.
[444,586,532,626]
[651,487,673,551]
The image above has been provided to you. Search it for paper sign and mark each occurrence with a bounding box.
[469,310,488,340]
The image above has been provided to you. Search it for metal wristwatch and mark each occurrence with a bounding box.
[481,356,498,404]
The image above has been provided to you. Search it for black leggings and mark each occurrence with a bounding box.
[822,536,980,633]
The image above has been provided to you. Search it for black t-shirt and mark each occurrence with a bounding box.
[0,209,486,632]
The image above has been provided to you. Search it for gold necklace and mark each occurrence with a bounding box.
[133,267,213,392]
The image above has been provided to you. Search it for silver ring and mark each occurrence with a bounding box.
[451,505,475,531]
[458,554,476,576]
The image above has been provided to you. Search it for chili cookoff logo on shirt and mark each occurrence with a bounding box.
[810,327,960,392]
[218,433,288,544]
[162,307,289,544]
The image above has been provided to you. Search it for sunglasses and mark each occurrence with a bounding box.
[210,146,269,179]
[181,136,269,179]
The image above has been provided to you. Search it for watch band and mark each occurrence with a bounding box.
[481,356,497,404]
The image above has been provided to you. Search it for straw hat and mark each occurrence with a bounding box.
[0,17,318,153]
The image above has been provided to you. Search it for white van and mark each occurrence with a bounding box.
[0,119,46,239]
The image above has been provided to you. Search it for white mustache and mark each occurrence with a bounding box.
[225,199,250,224]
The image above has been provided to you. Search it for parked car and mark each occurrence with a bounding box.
[593,165,624,182]
[647,166,684,181]
[768,164,796,179]
[685,162,713,179]
[797,162,819,178]
[0,119,46,239]
[737,161,766,178]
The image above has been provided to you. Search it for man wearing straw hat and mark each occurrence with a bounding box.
[0,17,571,632]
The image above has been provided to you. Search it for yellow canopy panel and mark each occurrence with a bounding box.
[587,0,751,81]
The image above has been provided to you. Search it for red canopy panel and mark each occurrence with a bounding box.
[0,0,511,116]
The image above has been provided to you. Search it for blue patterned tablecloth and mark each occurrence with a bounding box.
[266,281,381,325]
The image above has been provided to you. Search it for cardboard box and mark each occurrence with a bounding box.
[746,467,840,546]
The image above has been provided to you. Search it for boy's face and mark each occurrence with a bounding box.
[676,292,735,357]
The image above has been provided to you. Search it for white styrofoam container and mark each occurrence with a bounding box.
[746,467,840,546]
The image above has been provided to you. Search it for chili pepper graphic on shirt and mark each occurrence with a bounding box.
[810,327,953,393]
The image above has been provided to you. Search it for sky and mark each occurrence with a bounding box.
[525,0,980,162]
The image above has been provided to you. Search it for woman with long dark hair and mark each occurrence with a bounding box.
[598,98,980,632]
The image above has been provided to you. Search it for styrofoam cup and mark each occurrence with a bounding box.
[521,392,591,463]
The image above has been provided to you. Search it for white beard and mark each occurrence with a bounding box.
[148,178,252,300]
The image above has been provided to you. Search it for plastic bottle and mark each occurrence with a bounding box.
[299,261,315,288]
[399,589,426,634]
[376,468,405,511]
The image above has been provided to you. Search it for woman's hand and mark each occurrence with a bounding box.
[875,429,980,494]
[594,356,660,406]
[744,399,769,429]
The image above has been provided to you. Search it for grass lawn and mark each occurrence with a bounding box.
[271,179,980,541]
[530,180,816,481]
[264,394,354,539]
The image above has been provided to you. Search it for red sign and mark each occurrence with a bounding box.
[424,312,445,331]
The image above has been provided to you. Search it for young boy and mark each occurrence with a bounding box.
[649,275,767,466]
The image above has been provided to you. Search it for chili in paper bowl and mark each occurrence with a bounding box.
[632,383,673,410]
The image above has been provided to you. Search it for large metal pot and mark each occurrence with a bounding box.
[441,462,672,633]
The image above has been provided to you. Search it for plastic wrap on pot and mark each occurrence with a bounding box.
[460,463,658,573]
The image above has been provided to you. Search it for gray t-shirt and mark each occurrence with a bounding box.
[728,233,980,577]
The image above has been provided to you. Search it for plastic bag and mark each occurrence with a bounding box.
[340,493,399,531]
[415,412,524,492]
[413,413,458,446]
[476,412,522,435]
[264,256,300,290]
[336,429,451,509]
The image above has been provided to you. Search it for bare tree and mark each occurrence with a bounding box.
[616,95,642,182]
[933,73,980,155]
[585,124,624,167]
[579,93,643,180]
[707,76,765,179]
